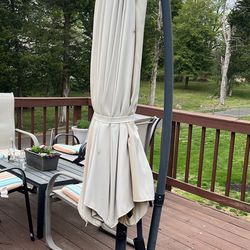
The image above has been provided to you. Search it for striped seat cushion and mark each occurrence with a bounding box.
[0,172,23,191]
[53,144,81,155]
[61,183,81,203]
[0,150,8,159]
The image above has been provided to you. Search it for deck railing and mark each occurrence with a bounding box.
[15,97,250,213]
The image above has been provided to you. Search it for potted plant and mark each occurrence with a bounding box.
[25,145,60,171]
[71,119,90,144]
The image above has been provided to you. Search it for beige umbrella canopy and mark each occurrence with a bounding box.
[77,0,154,228]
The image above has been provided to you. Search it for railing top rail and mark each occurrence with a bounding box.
[14,97,250,134]
[15,97,90,108]
[173,109,250,134]
[136,104,250,134]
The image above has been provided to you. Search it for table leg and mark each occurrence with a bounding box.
[37,185,46,239]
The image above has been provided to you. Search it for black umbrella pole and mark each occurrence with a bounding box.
[147,0,173,249]
[115,223,127,250]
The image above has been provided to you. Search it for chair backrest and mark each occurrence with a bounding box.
[0,93,15,149]
[135,115,161,153]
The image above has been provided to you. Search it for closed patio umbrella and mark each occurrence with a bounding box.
[78,0,155,230]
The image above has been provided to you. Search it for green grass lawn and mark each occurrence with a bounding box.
[139,80,250,112]
[139,80,250,218]
[152,127,250,218]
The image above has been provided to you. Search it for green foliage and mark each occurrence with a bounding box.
[142,0,182,80]
[173,0,219,79]
[229,0,250,82]
[76,119,90,129]
[0,0,94,96]
[30,145,53,155]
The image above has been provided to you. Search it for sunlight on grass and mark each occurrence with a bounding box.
[139,80,250,112]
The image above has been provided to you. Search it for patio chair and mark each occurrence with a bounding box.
[0,93,39,150]
[0,168,35,240]
[50,114,157,166]
[0,92,39,240]
[45,116,161,250]
[50,129,87,165]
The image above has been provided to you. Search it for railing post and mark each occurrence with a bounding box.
[16,107,22,149]
[166,121,176,191]
[30,107,35,147]
[73,106,82,125]
[88,105,94,121]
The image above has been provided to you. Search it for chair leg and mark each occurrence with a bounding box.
[24,186,35,241]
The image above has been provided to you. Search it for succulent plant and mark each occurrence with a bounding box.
[30,145,54,157]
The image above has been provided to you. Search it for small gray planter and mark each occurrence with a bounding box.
[25,150,60,171]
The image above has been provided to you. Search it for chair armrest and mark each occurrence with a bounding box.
[45,171,82,250]
[15,128,39,146]
[52,133,80,145]
[0,167,27,184]
[46,171,82,197]
[72,142,87,165]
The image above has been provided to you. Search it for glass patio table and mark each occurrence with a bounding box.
[0,158,83,239]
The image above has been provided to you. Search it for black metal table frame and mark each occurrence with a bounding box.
[0,158,83,239]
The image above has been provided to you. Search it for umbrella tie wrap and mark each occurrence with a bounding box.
[93,113,135,124]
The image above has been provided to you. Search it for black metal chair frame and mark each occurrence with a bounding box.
[52,133,87,165]
[0,167,35,241]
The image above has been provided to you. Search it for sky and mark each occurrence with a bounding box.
[228,0,236,9]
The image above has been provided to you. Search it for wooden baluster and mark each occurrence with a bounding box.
[16,107,22,149]
[211,129,220,192]
[73,106,82,144]
[172,122,180,179]
[43,107,47,145]
[197,127,206,187]
[54,107,58,136]
[167,121,176,191]
[16,108,21,149]
[185,124,193,183]
[73,106,82,124]
[65,106,70,144]
[30,107,35,147]
[225,132,235,196]
[241,135,250,201]
[88,105,94,121]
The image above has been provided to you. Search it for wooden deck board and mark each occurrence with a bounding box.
[0,191,249,249]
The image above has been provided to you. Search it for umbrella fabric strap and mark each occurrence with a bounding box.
[93,113,135,124]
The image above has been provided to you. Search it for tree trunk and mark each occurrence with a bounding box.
[149,40,160,106]
[149,1,162,106]
[185,76,189,88]
[60,9,71,123]
[219,2,232,105]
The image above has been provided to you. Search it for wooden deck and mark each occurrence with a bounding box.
[0,191,249,250]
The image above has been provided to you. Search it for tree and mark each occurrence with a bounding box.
[173,0,218,87]
[143,0,182,105]
[0,0,94,98]
[148,1,162,105]
[219,0,232,105]
[229,0,250,82]
[0,0,38,95]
